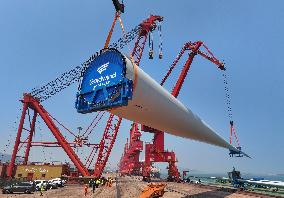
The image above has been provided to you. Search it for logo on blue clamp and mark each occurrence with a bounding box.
[97,62,109,74]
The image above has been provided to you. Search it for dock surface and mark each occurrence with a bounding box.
[0,176,282,198]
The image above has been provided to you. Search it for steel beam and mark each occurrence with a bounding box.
[7,101,28,177]
[24,111,37,164]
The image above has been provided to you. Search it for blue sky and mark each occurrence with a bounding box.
[0,0,284,175]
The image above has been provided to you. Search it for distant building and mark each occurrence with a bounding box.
[15,164,69,180]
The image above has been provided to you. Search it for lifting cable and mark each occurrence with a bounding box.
[160,46,187,86]
[149,32,154,59]
[222,71,240,147]
[31,20,141,103]
[85,145,98,167]
[82,111,106,137]
[47,112,77,138]
[82,112,106,138]
[104,13,120,49]
[86,147,99,169]
[158,21,163,59]
[17,136,30,152]
[104,10,134,62]
[117,14,135,62]
[38,122,47,162]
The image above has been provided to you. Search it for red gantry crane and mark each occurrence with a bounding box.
[6,3,162,178]
[141,41,226,182]
[122,40,241,182]
[5,0,242,180]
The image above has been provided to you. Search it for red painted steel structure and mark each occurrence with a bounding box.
[141,41,225,181]
[6,93,121,178]
[119,15,163,175]
[131,15,163,65]
[119,123,143,175]
[93,114,122,177]
[23,111,37,164]
[7,94,90,177]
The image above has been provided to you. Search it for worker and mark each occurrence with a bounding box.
[95,178,100,188]
[108,177,113,187]
[101,177,106,186]
[84,184,88,196]
[89,179,94,187]
[92,178,96,193]
[40,184,44,196]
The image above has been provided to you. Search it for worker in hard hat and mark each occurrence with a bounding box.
[40,184,45,196]
[95,178,100,188]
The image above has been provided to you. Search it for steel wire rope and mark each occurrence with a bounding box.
[47,112,77,137]
[30,25,140,103]
[222,71,241,146]
[158,21,163,59]
[38,120,47,162]
[82,111,106,138]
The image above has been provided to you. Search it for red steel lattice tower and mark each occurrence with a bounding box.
[119,15,163,175]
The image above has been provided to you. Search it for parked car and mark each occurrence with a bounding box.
[47,180,58,189]
[34,180,49,191]
[2,182,35,194]
[49,178,64,187]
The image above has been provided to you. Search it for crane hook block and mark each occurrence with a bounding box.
[112,0,125,13]
[75,49,133,113]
